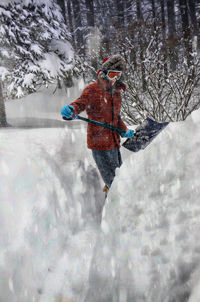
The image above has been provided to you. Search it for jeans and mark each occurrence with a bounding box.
[92,149,122,188]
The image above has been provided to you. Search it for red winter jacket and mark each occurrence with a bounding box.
[70,79,128,150]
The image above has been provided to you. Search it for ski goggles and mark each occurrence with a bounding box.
[106,70,122,80]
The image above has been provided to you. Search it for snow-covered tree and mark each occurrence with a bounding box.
[121,33,200,123]
[0,0,74,99]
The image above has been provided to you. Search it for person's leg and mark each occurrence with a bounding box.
[92,149,122,188]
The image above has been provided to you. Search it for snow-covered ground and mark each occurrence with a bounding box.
[94,109,200,302]
[1,82,200,301]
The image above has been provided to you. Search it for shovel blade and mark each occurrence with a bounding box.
[122,117,169,152]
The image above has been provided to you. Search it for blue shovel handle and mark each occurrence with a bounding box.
[62,112,126,136]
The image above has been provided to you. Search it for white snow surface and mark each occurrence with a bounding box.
[0,66,9,81]
[1,82,200,301]
[98,109,200,302]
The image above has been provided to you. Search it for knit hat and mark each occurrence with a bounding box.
[97,54,126,81]
[101,54,126,72]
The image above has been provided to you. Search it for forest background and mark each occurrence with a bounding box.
[0,0,199,126]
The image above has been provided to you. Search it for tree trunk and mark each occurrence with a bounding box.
[166,0,177,70]
[116,0,125,26]
[57,0,67,24]
[137,0,146,91]
[125,0,133,25]
[71,0,85,56]
[179,0,193,66]
[187,0,199,50]
[167,0,176,34]
[0,79,7,127]
[160,0,168,76]
[187,0,198,35]
[66,0,75,46]
[85,0,95,27]
[85,0,97,72]
[136,0,143,21]
[151,0,156,32]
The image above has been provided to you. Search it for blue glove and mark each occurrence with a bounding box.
[121,129,134,138]
[61,105,75,119]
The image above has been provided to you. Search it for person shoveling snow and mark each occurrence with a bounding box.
[61,54,134,195]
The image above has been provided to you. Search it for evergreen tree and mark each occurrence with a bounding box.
[0,0,74,99]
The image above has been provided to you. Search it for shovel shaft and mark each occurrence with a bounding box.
[63,115,126,136]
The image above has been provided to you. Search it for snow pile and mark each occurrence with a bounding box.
[1,80,200,301]
[5,80,85,123]
[88,109,200,301]
[0,125,103,302]
[1,82,105,302]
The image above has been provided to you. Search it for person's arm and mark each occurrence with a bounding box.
[70,86,91,114]
[118,115,135,138]
[61,86,91,119]
[118,115,128,131]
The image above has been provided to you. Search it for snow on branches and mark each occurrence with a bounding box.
[0,0,74,99]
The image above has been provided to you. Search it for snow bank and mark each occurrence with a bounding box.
[5,82,85,121]
[0,125,103,302]
[1,80,106,302]
[87,109,200,301]
[2,79,200,301]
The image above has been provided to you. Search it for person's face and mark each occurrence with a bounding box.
[106,70,122,87]
[101,78,117,90]
[100,70,122,89]
[109,78,117,86]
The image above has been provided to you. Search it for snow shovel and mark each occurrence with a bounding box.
[63,114,169,153]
